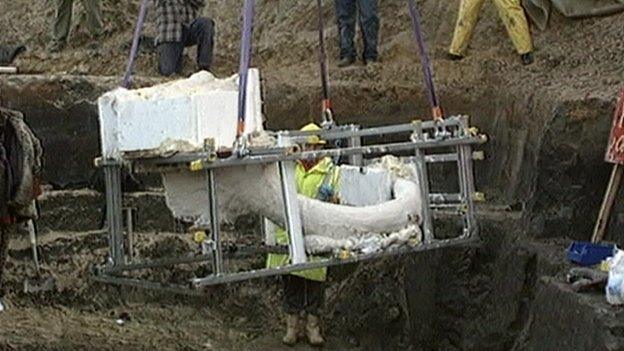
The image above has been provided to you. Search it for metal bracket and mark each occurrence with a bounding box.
[278,160,307,264]
[347,124,363,166]
[206,169,224,275]
[104,164,124,266]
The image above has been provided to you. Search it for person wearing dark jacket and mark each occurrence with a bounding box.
[0,107,43,312]
[334,0,379,67]
[154,0,215,76]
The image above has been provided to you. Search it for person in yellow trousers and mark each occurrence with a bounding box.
[267,123,340,346]
[448,0,535,65]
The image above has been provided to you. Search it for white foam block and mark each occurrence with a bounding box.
[98,69,263,159]
[338,165,393,206]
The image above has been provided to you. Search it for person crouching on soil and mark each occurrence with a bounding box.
[153,0,215,76]
[266,123,341,346]
[0,107,44,312]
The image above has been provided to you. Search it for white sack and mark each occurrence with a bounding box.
[607,248,624,305]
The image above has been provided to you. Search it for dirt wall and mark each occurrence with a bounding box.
[2,73,618,243]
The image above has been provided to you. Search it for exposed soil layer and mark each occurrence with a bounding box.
[0,210,517,350]
[1,0,624,349]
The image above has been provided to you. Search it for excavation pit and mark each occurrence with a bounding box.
[0,73,622,349]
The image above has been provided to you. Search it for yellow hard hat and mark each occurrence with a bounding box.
[300,123,326,145]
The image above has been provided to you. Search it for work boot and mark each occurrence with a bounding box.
[337,57,355,68]
[305,314,325,346]
[86,41,101,51]
[48,40,65,54]
[521,52,534,65]
[297,315,307,340]
[364,57,378,65]
[282,314,299,346]
[447,52,464,61]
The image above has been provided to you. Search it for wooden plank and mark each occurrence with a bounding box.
[591,164,623,243]
[0,66,17,74]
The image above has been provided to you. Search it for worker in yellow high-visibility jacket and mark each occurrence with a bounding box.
[266,123,340,347]
[448,0,535,65]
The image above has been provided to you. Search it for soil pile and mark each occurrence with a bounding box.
[1,0,622,102]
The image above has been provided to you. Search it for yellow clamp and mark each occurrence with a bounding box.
[189,151,217,171]
[472,151,485,161]
[468,127,480,136]
[193,230,207,244]
[472,192,486,202]
[338,250,351,260]
[189,160,204,172]
[409,238,421,246]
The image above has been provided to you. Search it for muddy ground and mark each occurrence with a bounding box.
[1,0,624,349]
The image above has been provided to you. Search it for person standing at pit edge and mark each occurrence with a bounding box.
[448,0,535,65]
[49,0,104,53]
[334,0,380,67]
[154,0,215,76]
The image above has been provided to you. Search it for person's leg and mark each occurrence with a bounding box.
[52,0,74,49]
[493,0,533,55]
[357,0,379,63]
[158,42,185,76]
[283,274,306,315]
[303,279,325,346]
[83,0,104,38]
[303,279,325,316]
[185,17,215,71]
[283,275,306,345]
[0,224,14,312]
[334,0,357,63]
[448,0,486,57]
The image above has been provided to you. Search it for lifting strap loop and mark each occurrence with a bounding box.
[122,0,150,89]
[316,0,334,128]
[236,0,256,139]
[407,0,443,121]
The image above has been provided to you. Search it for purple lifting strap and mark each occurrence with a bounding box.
[316,0,331,102]
[407,0,440,114]
[122,0,150,89]
[237,0,256,137]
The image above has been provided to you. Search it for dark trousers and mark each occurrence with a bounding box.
[334,0,379,61]
[283,275,324,315]
[158,17,215,76]
[0,225,15,298]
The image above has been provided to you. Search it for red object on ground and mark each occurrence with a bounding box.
[605,89,624,164]
[0,216,15,225]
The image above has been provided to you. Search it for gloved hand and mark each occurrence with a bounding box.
[317,184,334,202]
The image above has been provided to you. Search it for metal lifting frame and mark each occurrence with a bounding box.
[92,116,486,295]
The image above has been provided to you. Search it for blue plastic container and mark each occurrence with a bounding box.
[566,241,615,266]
